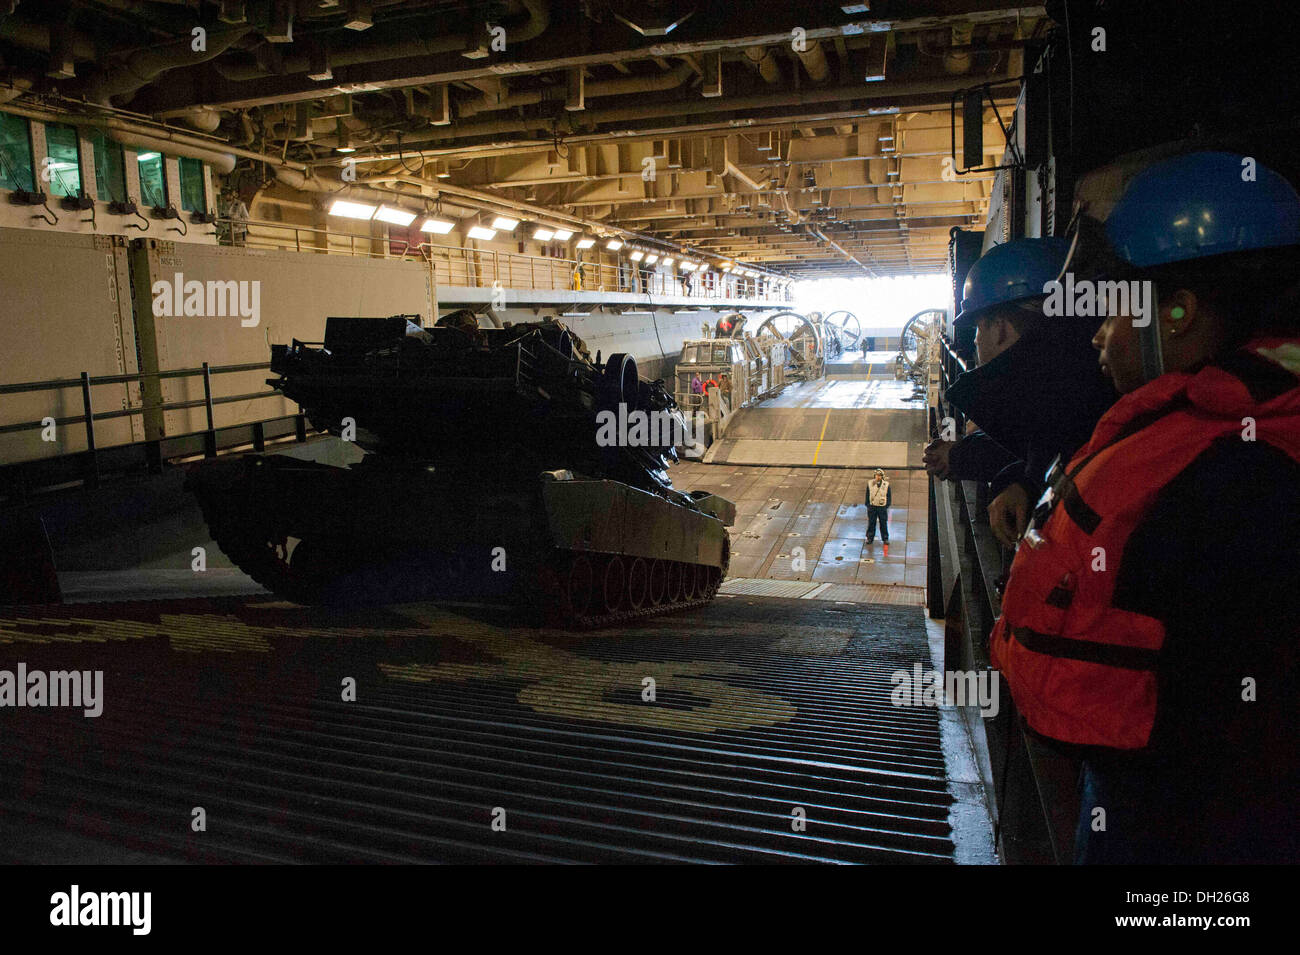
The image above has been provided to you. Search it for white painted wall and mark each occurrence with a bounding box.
[131,240,435,436]
[0,228,142,464]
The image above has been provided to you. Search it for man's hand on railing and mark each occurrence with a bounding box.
[987,483,1031,549]
[923,438,955,481]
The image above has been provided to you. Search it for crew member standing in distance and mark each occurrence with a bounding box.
[865,468,891,555]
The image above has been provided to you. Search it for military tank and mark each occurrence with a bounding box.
[185,312,734,627]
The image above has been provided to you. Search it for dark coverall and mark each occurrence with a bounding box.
[946,320,1116,501]
[945,429,1021,483]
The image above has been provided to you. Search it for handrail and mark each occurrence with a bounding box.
[938,334,969,399]
[0,361,270,396]
[216,215,793,303]
[0,361,291,488]
[926,331,1076,865]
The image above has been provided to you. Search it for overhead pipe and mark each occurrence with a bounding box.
[508,0,552,44]
[273,166,399,206]
[172,8,1033,113]
[110,128,237,173]
[215,32,466,82]
[331,71,1018,148]
[743,47,780,84]
[457,60,695,117]
[0,19,97,62]
[0,78,34,106]
[215,0,549,82]
[339,95,999,165]
[0,100,305,172]
[159,105,224,133]
[944,23,975,74]
[796,41,829,82]
[809,225,875,276]
[81,27,252,105]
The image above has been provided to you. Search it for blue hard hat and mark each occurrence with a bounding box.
[1103,151,1300,268]
[954,237,1071,327]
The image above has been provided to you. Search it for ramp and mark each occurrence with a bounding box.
[703,408,920,467]
[704,379,927,468]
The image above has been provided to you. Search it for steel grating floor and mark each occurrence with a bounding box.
[0,593,957,864]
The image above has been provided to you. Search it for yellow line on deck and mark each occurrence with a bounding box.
[811,409,832,464]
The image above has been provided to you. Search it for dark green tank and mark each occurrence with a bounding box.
[186,314,734,626]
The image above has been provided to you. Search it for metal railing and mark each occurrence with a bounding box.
[0,362,311,498]
[221,216,792,303]
[927,333,1079,865]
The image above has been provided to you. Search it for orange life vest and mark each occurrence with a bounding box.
[990,337,1300,749]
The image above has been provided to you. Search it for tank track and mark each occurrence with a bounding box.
[200,500,341,606]
[536,549,729,630]
[201,501,730,629]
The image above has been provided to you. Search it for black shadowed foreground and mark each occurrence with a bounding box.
[0,594,954,864]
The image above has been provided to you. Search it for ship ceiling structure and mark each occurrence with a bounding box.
[0,0,1043,277]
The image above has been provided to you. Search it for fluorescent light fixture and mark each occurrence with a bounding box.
[661,257,674,267]
[680,261,698,272]
[629,250,644,261]
[467,225,497,240]
[335,146,356,154]
[575,237,596,249]
[605,239,623,250]
[721,264,733,272]
[841,3,870,12]
[374,205,417,226]
[551,228,574,240]
[644,254,658,264]
[491,215,519,230]
[420,216,455,234]
[328,199,378,220]
[532,227,555,240]
[137,151,161,161]
[879,135,894,142]
[886,170,899,177]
